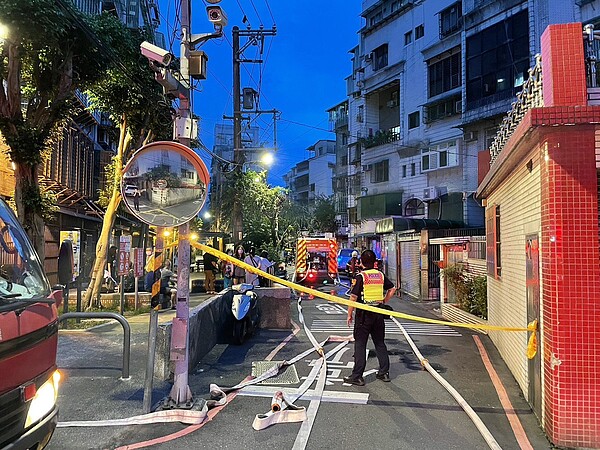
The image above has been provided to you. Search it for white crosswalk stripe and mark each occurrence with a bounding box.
[309,319,462,337]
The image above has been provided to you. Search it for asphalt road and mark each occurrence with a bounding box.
[49,283,551,450]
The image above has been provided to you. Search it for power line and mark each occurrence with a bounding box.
[248,0,264,26]
[263,0,276,25]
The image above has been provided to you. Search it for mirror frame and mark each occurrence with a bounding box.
[121,141,210,227]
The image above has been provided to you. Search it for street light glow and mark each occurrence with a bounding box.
[203,211,211,219]
[0,24,8,41]
[191,233,198,240]
[163,230,171,237]
[260,152,274,166]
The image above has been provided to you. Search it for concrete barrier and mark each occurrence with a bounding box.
[154,286,292,381]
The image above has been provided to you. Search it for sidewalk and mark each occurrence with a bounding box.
[48,292,551,450]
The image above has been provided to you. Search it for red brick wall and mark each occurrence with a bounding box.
[539,126,600,447]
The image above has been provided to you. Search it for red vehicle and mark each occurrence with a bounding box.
[294,237,339,286]
[0,199,61,449]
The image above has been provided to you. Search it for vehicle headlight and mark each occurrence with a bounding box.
[25,370,60,428]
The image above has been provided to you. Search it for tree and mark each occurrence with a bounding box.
[82,15,172,308]
[215,171,294,260]
[0,0,113,255]
[311,196,336,233]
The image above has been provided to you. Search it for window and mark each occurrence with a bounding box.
[371,159,389,183]
[424,96,462,123]
[468,241,486,260]
[405,31,412,45]
[341,134,348,145]
[402,165,407,178]
[391,1,400,12]
[440,2,462,38]
[428,52,461,97]
[411,163,416,176]
[415,24,424,39]
[486,205,501,278]
[466,10,529,107]
[421,140,459,172]
[405,198,425,216]
[408,111,420,129]
[310,183,315,192]
[373,44,388,71]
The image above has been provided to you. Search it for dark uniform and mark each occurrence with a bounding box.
[348,268,394,381]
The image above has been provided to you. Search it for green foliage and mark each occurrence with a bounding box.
[86,14,172,146]
[312,196,336,233]
[144,165,182,188]
[441,264,488,319]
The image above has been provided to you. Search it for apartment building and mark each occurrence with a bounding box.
[327,101,350,244]
[336,0,587,298]
[283,140,336,207]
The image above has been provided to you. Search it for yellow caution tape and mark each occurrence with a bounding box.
[187,242,538,356]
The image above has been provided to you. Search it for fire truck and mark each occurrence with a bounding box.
[0,199,61,449]
[294,237,339,286]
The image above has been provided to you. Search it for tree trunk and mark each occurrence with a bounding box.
[84,118,131,309]
[14,162,45,262]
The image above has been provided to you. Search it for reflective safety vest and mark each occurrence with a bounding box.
[360,269,384,303]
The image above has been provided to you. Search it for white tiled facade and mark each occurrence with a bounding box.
[486,148,542,394]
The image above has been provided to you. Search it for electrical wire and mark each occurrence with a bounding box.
[235,0,253,28]
[248,0,264,27]
[263,0,276,25]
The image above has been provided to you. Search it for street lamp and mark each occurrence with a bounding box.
[260,151,274,166]
[203,211,211,220]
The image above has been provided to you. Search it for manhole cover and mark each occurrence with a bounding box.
[252,361,300,385]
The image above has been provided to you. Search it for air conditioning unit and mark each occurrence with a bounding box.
[362,164,373,171]
[464,130,478,142]
[386,100,398,108]
[423,186,439,200]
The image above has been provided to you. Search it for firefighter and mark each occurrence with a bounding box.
[344,249,396,386]
[346,250,361,279]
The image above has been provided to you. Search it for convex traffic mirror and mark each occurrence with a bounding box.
[121,141,210,227]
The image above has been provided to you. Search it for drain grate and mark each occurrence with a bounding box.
[251,361,300,385]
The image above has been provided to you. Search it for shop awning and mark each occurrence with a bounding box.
[375,217,464,234]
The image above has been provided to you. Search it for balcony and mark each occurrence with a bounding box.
[361,127,400,149]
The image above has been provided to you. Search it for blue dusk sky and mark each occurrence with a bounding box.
[157,0,362,185]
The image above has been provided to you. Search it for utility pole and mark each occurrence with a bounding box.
[141,0,226,411]
[232,26,243,244]
[231,25,277,244]
[170,0,192,407]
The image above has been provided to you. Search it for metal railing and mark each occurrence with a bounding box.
[489,55,543,164]
[58,312,131,379]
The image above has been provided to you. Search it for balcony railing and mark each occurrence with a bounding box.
[488,55,543,164]
[360,126,400,149]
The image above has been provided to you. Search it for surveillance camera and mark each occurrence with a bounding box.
[140,41,175,67]
[206,6,228,27]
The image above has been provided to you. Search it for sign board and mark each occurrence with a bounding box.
[59,230,81,279]
[133,248,144,278]
[118,235,132,276]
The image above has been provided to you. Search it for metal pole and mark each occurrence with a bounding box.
[62,284,69,329]
[232,26,244,244]
[165,0,194,408]
[120,275,125,314]
[169,221,192,404]
[134,276,139,310]
[143,307,159,413]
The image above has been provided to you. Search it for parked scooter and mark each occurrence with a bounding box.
[231,283,260,344]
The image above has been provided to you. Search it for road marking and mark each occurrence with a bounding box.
[238,387,368,405]
[310,319,462,337]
